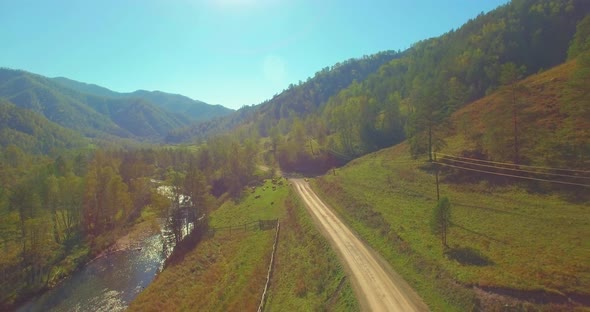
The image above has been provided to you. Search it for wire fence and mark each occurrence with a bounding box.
[208,219,279,235]
[434,152,590,188]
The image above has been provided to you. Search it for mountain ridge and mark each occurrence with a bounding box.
[0,98,88,154]
[51,76,233,121]
[0,68,190,141]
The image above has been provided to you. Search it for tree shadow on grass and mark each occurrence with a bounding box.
[445,247,494,266]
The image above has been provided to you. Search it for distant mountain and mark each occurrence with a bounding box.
[0,98,88,154]
[52,76,121,98]
[52,77,233,122]
[0,69,128,137]
[0,68,191,140]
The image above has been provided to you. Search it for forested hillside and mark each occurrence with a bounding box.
[165,50,400,142]
[0,69,128,138]
[321,0,589,159]
[0,99,88,154]
[191,0,589,174]
[0,69,233,145]
[52,77,233,122]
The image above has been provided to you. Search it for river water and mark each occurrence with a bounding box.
[16,215,195,312]
[17,233,167,312]
[17,184,193,312]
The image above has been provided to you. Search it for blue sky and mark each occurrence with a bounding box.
[0,0,508,109]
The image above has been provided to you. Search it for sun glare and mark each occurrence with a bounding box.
[209,0,277,9]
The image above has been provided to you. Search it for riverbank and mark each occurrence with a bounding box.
[12,206,164,311]
[90,210,161,263]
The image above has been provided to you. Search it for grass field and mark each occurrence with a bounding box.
[313,138,589,311]
[129,179,358,311]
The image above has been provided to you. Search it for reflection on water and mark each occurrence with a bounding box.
[18,231,175,312]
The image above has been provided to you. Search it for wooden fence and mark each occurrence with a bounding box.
[258,220,280,312]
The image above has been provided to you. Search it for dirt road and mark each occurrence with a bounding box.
[291,179,429,312]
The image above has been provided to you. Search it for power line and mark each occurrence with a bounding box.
[387,160,423,164]
[310,138,353,160]
[434,161,590,188]
[439,157,590,180]
[436,152,590,174]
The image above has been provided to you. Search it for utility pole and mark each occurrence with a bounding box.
[428,124,433,162]
[434,152,440,201]
[512,85,519,165]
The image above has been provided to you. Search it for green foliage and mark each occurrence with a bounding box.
[405,79,448,160]
[542,52,590,169]
[194,0,590,169]
[0,68,200,142]
[431,197,451,247]
[0,122,271,308]
[0,99,88,154]
[52,77,233,122]
[168,51,399,142]
[83,152,132,237]
[567,15,590,59]
[500,62,526,86]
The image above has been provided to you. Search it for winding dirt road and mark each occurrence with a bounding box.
[291,179,429,312]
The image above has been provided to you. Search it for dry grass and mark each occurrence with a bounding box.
[128,231,273,312]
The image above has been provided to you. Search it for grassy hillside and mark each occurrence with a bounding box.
[448,60,588,170]
[128,179,357,311]
[311,61,590,311]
